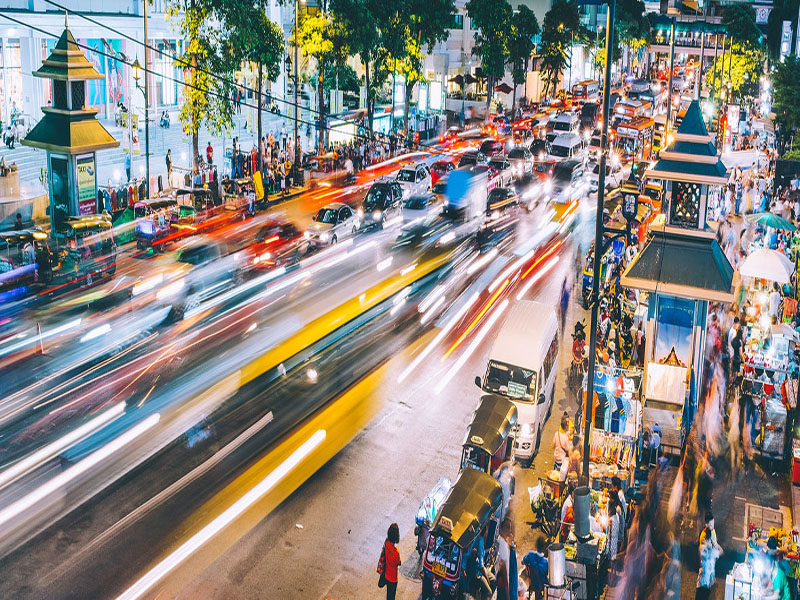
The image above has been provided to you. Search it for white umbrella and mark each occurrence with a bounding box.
[739,248,794,284]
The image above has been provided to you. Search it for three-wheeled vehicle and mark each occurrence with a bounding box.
[421,469,504,600]
[0,229,52,293]
[175,186,224,227]
[134,198,196,250]
[222,177,257,213]
[461,394,518,474]
[51,215,117,288]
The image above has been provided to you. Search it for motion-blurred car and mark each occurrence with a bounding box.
[488,156,514,187]
[589,161,624,194]
[402,192,441,224]
[479,138,505,158]
[396,163,432,198]
[528,138,548,161]
[470,164,500,193]
[246,219,307,270]
[430,159,455,184]
[457,150,487,168]
[305,202,359,246]
[507,146,533,180]
[549,159,588,204]
[440,126,462,145]
[358,181,404,229]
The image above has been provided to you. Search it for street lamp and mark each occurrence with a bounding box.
[130,56,151,198]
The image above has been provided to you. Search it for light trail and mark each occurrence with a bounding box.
[443,279,509,359]
[515,256,560,301]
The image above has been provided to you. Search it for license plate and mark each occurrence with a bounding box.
[432,562,447,577]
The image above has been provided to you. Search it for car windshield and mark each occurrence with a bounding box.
[590,136,602,147]
[405,196,429,210]
[490,160,507,169]
[592,164,611,175]
[553,165,574,182]
[480,142,500,154]
[553,120,572,131]
[483,359,535,401]
[314,208,338,224]
[364,187,389,210]
[550,144,572,157]
[573,85,586,95]
[396,170,415,183]
[433,163,448,173]
[178,245,215,265]
[508,149,526,159]
[460,155,477,166]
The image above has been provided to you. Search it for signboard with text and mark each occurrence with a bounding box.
[77,155,97,216]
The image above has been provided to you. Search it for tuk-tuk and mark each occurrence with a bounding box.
[134,198,196,250]
[176,186,223,225]
[0,229,52,292]
[461,394,518,474]
[421,469,504,600]
[52,215,117,287]
[222,177,257,212]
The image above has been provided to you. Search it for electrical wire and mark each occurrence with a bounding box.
[39,0,319,117]
[0,11,386,145]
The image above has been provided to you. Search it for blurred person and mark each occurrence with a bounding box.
[770,282,782,320]
[696,511,722,600]
[495,518,514,600]
[553,414,571,473]
[206,141,213,165]
[14,212,23,231]
[521,535,548,600]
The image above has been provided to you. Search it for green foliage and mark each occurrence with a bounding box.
[722,3,763,47]
[467,0,513,81]
[773,57,800,138]
[322,63,360,93]
[782,148,800,160]
[221,2,285,82]
[615,0,649,48]
[539,0,580,99]
[768,0,800,61]
[507,5,540,86]
[704,41,764,100]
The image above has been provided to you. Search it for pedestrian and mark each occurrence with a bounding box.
[206,141,213,165]
[125,152,131,181]
[521,535,548,600]
[378,522,401,600]
[166,149,172,181]
[553,414,571,473]
[14,212,23,230]
[696,511,722,600]
[770,282,782,320]
[559,277,570,331]
[495,518,514,600]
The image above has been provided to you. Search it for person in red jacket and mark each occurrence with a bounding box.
[383,523,401,600]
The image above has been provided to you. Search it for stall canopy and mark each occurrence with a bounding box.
[739,248,795,283]
[745,212,797,231]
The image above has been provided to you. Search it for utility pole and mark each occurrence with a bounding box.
[711,33,721,102]
[143,0,150,198]
[294,0,300,182]
[697,24,706,101]
[665,17,676,139]
[582,0,615,487]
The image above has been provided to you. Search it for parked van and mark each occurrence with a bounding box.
[547,132,584,161]
[476,300,558,464]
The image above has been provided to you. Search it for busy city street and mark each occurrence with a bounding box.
[1,0,800,599]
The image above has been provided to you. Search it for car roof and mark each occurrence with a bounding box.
[320,202,348,209]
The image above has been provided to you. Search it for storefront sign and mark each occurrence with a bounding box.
[77,155,97,216]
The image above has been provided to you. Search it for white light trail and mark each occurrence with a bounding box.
[115,429,326,600]
[0,413,160,530]
[515,256,560,301]
[0,402,125,491]
[433,299,509,395]
[466,248,498,275]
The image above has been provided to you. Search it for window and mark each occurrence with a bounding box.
[670,181,701,229]
[1,40,23,125]
[451,14,464,29]
[542,334,558,385]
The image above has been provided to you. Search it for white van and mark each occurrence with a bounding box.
[476,300,558,464]
[551,112,580,135]
[547,132,584,162]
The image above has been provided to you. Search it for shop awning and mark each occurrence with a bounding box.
[621,226,734,302]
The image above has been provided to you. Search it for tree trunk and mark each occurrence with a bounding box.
[319,64,326,152]
[257,62,263,169]
[192,54,199,172]
[486,73,493,119]
[365,56,373,134]
[512,76,517,120]
[404,79,416,138]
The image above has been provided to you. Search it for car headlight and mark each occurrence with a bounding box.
[320,232,330,243]
[373,210,382,221]
[357,208,364,218]
[260,252,272,262]
[304,231,311,239]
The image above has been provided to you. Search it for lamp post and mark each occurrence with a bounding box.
[293,0,300,179]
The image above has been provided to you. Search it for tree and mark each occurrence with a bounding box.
[331,0,383,133]
[467,0,513,116]
[615,0,649,73]
[767,0,797,61]
[539,0,580,99]
[167,0,235,170]
[722,2,763,47]
[506,5,539,116]
[222,1,284,167]
[298,11,348,150]
[771,57,800,150]
[321,63,359,94]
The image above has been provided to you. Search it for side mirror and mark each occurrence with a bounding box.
[537,393,546,405]
[474,376,482,389]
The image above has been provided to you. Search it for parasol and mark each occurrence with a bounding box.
[448,74,464,86]
[738,248,795,283]
[464,73,479,85]
[494,82,513,94]
[745,212,797,231]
